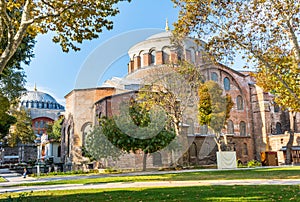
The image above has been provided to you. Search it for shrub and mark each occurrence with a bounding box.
[247,160,261,167]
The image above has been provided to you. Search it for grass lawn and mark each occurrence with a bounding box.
[11,166,300,186]
[0,185,299,201]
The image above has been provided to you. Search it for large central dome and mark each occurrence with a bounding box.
[21,91,57,103]
[20,90,64,110]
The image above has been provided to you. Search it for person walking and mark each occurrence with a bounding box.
[23,167,27,178]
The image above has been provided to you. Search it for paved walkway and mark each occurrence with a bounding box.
[1,167,300,194]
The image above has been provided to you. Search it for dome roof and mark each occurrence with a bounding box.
[146,31,172,40]
[20,90,64,110]
[21,91,57,103]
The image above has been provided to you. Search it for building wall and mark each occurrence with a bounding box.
[63,33,299,170]
[63,88,116,168]
[269,133,300,164]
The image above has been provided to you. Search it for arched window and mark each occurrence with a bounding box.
[162,47,170,64]
[236,95,244,110]
[227,120,234,134]
[189,48,196,63]
[187,118,194,134]
[224,77,230,91]
[211,72,218,82]
[40,120,44,128]
[239,121,246,136]
[189,142,197,164]
[81,122,92,147]
[150,50,156,65]
[67,126,71,157]
[57,145,61,157]
[152,152,162,166]
[276,122,283,134]
[242,143,248,156]
[139,51,144,67]
[34,121,38,128]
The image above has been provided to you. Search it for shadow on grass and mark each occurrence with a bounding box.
[0,185,299,202]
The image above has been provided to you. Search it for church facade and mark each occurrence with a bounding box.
[62,30,300,171]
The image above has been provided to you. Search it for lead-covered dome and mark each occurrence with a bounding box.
[20,90,64,110]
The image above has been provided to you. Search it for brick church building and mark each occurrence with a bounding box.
[61,28,300,171]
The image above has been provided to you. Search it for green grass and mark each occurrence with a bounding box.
[0,177,6,183]
[10,166,300,187]
[1,185,299,201]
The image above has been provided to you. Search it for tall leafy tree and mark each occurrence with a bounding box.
[0,31,35,139]
[7,108,34,147]
[0,94,16,138]
[198,81,233,151]
[0,0,131,73]
[101,99,176,171]
[255,53,300,164]
[138,62,203,138]
[173,0,300,164]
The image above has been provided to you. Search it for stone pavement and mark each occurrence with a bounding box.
[1,167,300,194]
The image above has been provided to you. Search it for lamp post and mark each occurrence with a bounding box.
[34,134,41,177]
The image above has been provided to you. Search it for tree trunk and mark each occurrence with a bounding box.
[142,151,148,171]
[214,133,222,152]
[285,111,296,165]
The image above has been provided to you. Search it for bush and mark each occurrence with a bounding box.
[247,160,261,167]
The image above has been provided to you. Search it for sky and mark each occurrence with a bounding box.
[24,0,245,105]
[24,0,181,105]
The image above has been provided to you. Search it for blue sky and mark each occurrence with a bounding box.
[25,0,180,105]
[24,0,246,105]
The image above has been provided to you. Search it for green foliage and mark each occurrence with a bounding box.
[100,99,176,157]
[47,118,63,142]
[29,169,100,177]
[247,160,262,168]
[198,81,233,133]
[85,125,124,161]
[255,53,300,112]
[198,84,212,126]
[173,0,300,108]
[0,95,16,137]
[7,108,34,147]
[0,0,131,73]
[0,12,35,138]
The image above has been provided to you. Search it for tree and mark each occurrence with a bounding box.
[255,53,300,164]
[84,125,124,167]
[101,99,176,171]
[138,62,203,137]
[0,0,131,73]
[173,0,299,164]
[7,108,34,147]
[135,61,203,165]
[0,25,35,138]
[47,118,63,142]
[0,93,16,138]
[198,81,233,151]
